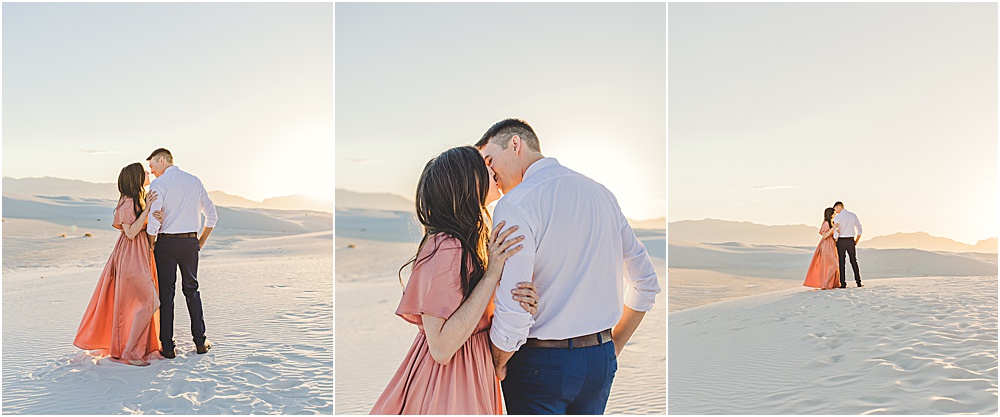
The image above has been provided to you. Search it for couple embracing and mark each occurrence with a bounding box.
[371,119,662,414]
[73,148,217,365]
[803,201,864,290]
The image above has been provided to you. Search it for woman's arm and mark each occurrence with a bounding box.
[821,223,839,239]
[121,192,158,240]
[423,222,524,365]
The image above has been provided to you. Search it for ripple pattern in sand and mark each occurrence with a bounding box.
[3,252,332,414]
[669,276,998,414]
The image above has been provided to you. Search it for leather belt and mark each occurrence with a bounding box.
[524,329,612,349]
[159,232,197,238]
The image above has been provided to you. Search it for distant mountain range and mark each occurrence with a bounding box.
[334,189,666,230]
[865,232,997,253]
[3,176,331,213]
[670,218,997,254]
[630,217,666,230]
[335,189,414,212]
[670,219,818,246]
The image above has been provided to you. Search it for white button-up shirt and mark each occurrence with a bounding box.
[146,166,218,235]
[833,209,862,239]
[489,158,660,352]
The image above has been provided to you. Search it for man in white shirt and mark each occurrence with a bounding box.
[832,201,863,288]
[475,119,660,414]
[146,148,218,358]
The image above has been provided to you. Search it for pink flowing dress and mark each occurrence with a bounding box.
[370,233,502,415]
[803,222,841,290]
[74,197,161,362]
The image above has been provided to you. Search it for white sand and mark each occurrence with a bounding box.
[668,235,998,414]
[669,238,998,311]
[669,276,998,414]
[335,209,666,414]
[2,195,333,414]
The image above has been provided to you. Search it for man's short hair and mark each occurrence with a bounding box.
[146,148,173,163]
[833,201,844,209]
[474,118,540,152]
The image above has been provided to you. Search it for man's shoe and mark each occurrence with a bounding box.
[857,283,865,288]
[160,349,176,359]
[196,341,212,354]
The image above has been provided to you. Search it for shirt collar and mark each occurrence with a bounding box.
[153,165,178,181]
[523,157,559,181]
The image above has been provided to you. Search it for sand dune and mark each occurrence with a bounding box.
[2,193,331,238]
[2,193,332,414]
[670,218,999,254]
[3,176,332,213]
[670,239,998,279]
[336,209,666,414]
[668,238,998,312]
[334,207,423,244]
[669,276,998,414]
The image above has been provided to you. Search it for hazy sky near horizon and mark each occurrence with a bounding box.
[2,3,333,202]
[669,3,997,244]
[336,3,666,221]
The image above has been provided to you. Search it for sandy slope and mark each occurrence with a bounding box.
[335,209,666,414]
[669,276,998,414]
[2,196,333,414]
[668,238,998,311]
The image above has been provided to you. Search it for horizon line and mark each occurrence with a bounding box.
[669,217,998,245]
[3,175,332,203]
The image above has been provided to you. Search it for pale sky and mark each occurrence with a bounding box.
[336,3,666,221]
[669,3,998,244]
[2,3,333,202]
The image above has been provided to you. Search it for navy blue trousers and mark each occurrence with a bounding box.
[501,340,617,414]
[154,236,207,349]
[837,237,862,287]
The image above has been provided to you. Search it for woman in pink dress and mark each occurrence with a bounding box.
[74,163,161,366]
[371,146,539,415]
[803,207,841,290]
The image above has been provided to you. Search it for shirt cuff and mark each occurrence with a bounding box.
[624,284,657,312]
[490,315,529,352]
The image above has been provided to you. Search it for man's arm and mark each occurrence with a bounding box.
[146,182,164,237]
[199,227,214,249]
[615,211,661,357]
[488,203,536,377]
[490,342,516,380]
[854,213,862,244]
[611,307,646,357]
[198,181,218,248]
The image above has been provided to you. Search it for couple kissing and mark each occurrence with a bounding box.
[371,119,662,414]
[73,148,217,365]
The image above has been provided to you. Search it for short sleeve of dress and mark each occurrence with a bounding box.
[395,234,466,325]
[113,197,138,230]
[820,222,831,234]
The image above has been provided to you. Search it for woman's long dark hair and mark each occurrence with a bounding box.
[824,207,835,228]
[117,163,146,219]
[399,146,491,301]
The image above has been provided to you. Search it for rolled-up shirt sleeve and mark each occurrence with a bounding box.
[146,180,163,236]
[620,213,660,312]
[489,201,535,353]
[854,213,862,236]
[199,181,218,228]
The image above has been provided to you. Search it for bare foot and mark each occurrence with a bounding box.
[128,359,149,366]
